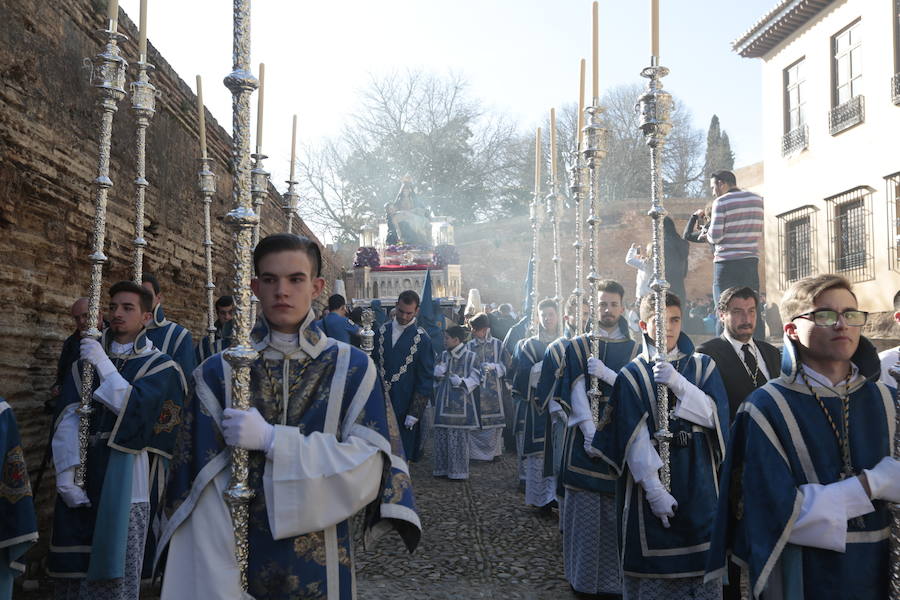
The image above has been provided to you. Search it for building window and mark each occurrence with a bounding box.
[830,20,865,134]
[887,172,900,271]
[777,205,817,287]
[826,186,875,282]
[782,58,808,156]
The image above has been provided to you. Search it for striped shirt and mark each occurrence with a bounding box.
[706,189,764,262]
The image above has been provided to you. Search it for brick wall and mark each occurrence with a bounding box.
[0,0,336,546]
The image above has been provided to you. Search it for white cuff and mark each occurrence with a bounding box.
[548,399,564,415]
[462,375,479,393]
[625,425,663,486]
[789,479,875,552]
[529,361,543,388]
[263,427,384,539]
[592,364,617,386]
[568,379,592,428]
[92,371,130,414]
[52,404,80,474]
[671,383,716,429]
[494,362,507,377]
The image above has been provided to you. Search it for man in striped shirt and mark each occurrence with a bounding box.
[706,169,765,337]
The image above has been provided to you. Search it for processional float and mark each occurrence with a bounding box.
[636,0,675,491]
[221,0,260,590]
[76,0,128,487]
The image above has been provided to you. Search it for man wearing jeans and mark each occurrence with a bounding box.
[706,169,765,337]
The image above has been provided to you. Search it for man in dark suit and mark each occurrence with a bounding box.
[697,286,781,421]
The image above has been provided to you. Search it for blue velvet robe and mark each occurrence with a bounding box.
[559,320,637,494]
[465,336,509,430]
[315,313,360,344]
[511,336,549,454]
[372,320,434,461]
[592,332,729,578]
[195,320,234,365]
[535,336,571,475]
[0,399,38,600]
[49,331,185,580]
[146,304,195,387]
[706,336,893,599]
[161,316,420,600]
[433,346,480,429]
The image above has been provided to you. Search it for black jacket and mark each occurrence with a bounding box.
[696,335,781,421]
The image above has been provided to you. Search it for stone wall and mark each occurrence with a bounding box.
[0,0,337,547]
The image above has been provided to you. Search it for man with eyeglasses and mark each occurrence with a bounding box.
[707,274,897,599]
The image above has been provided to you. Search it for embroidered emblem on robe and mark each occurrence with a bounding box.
[0,444,32,503]
[154,397,182,434]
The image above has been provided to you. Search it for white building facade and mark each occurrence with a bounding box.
[735,0,900,313]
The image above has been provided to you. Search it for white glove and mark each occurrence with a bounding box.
[587,357,616,385]
[581,420,598,455]
[56,467,91,508]
[81,338,116,379]
[434,364,447,378]
[222,407,275,452]
[864,456,900,503]
[404,415,418,429]
[644,479,678,528]
[449,374,463,387]
[653,361,687,396]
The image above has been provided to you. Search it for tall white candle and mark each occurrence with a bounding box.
[196,75,207,159]
[255,63,265,153]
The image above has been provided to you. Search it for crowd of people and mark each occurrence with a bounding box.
[0,170,897,600]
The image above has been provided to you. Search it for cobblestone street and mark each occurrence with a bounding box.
[354,445,575,599]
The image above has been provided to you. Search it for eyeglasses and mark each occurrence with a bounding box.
[791,309,868,327]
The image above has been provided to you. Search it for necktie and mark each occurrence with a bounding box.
[741,343,760,386]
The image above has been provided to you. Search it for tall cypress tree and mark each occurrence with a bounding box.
[703,115,735,195]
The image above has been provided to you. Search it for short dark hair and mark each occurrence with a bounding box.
[639,291,681,323]
[537,298,558,312]
[711,170,737,187]
[499,303,512,314]
[717,286,759,313]
[397,290,420,308]
[110,280,154,313]
[445,325,468,342]
[327,294,346,311]
[215,295,234,309]
[893,290,900,312]
[141,273,160,295]
[253,233,322,278]
[470,312,490,331]
[597,279,626,301]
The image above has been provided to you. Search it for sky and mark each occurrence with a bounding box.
[119,0,776,226]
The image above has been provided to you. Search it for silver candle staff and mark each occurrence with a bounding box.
[890,362,900,598]
[637,56,674,491]
[547,110,563,312]
[282,114,299,233]
[129,56,155,283]
[528,128,542,335]
[582,98,608,424]
[249,63,268,326]
[222,0,260,590]
[570,60,588,336]
[76,21,129,487]
[198,158,217,344]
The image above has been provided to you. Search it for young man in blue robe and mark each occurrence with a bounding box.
[561,280,637,598]
[158,234,421,600]
[314,294,361,344]
[466,313,509,462]
[0,398,38,600]
[511,299,560,509]
[433,325,481,480]
[372,289,434,462]
[592,292,729,600]
[141,273,196,385]
[707,274,899,599]
[195,295,235,364]
[50,280,185,599]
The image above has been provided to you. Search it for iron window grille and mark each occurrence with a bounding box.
[829,95,865,135]
[826,186,875,282]
[782,125,809,157]
[777,205,818,288]
[886,172,900,271]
